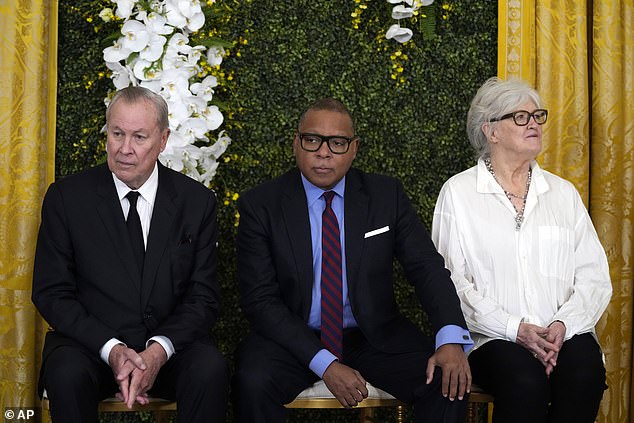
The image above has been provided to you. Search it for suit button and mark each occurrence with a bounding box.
[143,313,152,320]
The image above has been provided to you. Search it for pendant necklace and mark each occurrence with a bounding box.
[484,157,532,231]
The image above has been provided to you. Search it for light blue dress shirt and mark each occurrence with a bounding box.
[300,175,472,378]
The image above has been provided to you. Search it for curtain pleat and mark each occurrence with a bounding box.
[590,1,634,421]
[0,0,57,410]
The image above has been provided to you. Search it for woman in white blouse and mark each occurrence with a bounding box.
[432,77,612,423]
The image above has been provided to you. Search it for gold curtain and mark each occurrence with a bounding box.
[498,1,634,422]
[0,0,57,413]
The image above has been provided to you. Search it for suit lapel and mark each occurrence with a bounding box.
[344,169,369,291]
[281,170,314,321]
[141,164,177,307]
[95,165,142,292]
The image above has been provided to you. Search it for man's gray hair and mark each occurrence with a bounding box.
[106,86,170,131]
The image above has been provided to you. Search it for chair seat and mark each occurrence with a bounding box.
[285,380,402,409]
[469,384,495,403]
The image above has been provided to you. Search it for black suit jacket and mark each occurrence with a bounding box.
[237,167,467,367]
[32,163,220,362]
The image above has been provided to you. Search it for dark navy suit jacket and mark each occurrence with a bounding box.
[237,167,467,366]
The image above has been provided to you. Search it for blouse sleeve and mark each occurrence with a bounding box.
[550,187,612,339]
[432,180,524,342]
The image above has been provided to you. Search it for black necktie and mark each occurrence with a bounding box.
[125,191,145,276]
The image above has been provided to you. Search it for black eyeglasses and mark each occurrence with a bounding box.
[490,109,548,126]
[298,133,357,154]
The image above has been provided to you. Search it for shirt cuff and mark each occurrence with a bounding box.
[100,338,126,364]
[147,336,175,360]
[309,349,338,378]
[435,325,474,352]
[506,315,523,342]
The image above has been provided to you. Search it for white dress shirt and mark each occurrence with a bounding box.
[99,164,175,363]
[431,159,612,351]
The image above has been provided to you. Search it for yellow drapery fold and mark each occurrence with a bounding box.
[0,0,57,411]
[498,1,634,422]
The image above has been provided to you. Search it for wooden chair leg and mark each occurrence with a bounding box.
[395,404,404,423]
[359,407,374,423]
[154,410,172,423]
[465,401,477,423]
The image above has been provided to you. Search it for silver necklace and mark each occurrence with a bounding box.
[484,157,532,231]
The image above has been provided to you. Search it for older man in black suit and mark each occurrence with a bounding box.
[32,86,228,422]
[233,98,473,422]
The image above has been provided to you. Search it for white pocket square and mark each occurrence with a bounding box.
[364,226,390,238]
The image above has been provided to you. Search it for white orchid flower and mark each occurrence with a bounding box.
[139,79,162,93]
[198,162,218,186]
[166,33,193,55]
[166,98,192,128]
[184,4,205,32]
[140,33,167,62]
[143,11,174,35]
[203,130,231,158]
[191,75,218,101]
[160,154,185,172]
[386,23,413,43]
[206,46,224,67]
[161,68,192,99]
[165,0,205,32]
[132,58,161,81]
[164,0,188,29]
[179,94,207,117]
[114,0,137,20]
[201,105,223,131]
[188,46,205,66]
[178,118,209,143]
[103,38,133,62]
[165,128,190,148]
[160,143,185,171]
[392,5,415,19]
[121,20,151,52]
[386,0,434,43]
[105,61,134,89]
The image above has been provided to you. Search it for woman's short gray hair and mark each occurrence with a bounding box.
[106,86,170,131]
[466,77,543,158]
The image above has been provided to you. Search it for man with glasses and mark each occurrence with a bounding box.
[232,98,473,423]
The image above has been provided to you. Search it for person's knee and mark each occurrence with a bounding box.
[180,344,229,392]
[233,356,278,400]
[556,359,606,394]
[43,347,100,394]
[500,367,550,406]
[555,335,607,391]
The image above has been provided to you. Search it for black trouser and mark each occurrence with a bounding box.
[42,341,229,423]
[232,329,468,423]
[469,333,607,423]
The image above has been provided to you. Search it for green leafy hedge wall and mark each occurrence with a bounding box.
[56,1,496,421]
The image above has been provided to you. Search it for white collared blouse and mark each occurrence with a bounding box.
[431,159,612,351]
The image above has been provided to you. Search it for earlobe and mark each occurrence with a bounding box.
[292,134,299,156]
[482,123,496,143]
[160,129,170,152]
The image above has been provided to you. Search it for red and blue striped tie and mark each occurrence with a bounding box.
[320,191,343,360]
